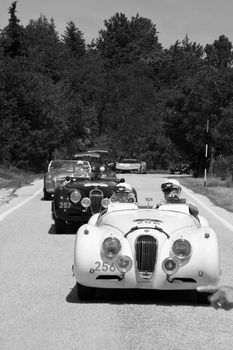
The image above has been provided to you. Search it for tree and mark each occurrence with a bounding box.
[157,36,204,87]
[0,1,25,58]
[24,15,63,82]
[96,13,161,66]
[205,35,233,69]
[62,21,86,57]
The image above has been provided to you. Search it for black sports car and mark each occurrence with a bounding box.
[52,171,122,234]
[170,163,191,175]
[73,152,116,173]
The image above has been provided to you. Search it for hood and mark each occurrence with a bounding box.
[97,208,198,236]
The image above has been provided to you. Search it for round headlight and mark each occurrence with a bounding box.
[110,196,117,203]
[172,239,192,260]
[100,166,105,172]
[116,255,132,273]
[81,197,91,208]
[101,198,110,208]
[162,257,179,275]
[70,190,81,204]
[102,237,121,258]
[128,196,135,203]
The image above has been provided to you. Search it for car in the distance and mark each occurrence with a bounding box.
[73,150,116,169]
[170,163,191,175]
[116,158,147,174]
[85,148,115,162]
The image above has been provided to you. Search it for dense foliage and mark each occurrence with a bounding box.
[1,3,233,176]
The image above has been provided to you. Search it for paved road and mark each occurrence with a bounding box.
[0,175,233,350]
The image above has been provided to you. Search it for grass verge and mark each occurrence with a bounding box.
[178,176,233,213]
[0,167,42,191]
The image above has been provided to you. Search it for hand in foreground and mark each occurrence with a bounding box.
[197,285,233,311]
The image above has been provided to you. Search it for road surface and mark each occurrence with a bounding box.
[0,174,233,350]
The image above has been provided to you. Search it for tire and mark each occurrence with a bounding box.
[76,282,96,301]
[133,188,138,202]
[44,189,52,200]
[55,218,66,234]
[196,291,211,305]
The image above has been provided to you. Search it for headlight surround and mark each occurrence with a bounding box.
[116,255,132,273]
[172,239,192,260]
[102,237,121,258]
[81,197,91,208]
[162,257,179,275]
[110,196,117,203]
[101,198,110,208]
[128,195,135,203]
[70,190,81,204]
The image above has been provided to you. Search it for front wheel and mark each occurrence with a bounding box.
[76,282,96,301]
[196,291,211,305]
[55,218,66,234]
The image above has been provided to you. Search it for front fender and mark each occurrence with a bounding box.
[74,224,104,275]
[88,213,100,225]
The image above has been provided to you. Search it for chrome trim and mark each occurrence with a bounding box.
[135,235,157,282]
[89,189,104,213]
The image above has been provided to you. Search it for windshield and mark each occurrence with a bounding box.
[120,159,140,164]
[73,154,101,165]
[97,208,199,233]
[49,160,90,172]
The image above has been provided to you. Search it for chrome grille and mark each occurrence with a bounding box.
[135,235,157,272]
[89,189,104,213]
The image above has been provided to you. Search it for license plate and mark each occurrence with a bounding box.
[145,197,153,201]
[89,261,116,273]
[59,201,71,209]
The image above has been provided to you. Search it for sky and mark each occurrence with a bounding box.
[1,0,233,49]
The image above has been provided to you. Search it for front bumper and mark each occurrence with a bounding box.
[116,167,140,173]
[54,205,91,222]
[74,263,219,290]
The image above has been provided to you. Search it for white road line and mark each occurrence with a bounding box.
[0,187,42,222]
[182,186,233,231]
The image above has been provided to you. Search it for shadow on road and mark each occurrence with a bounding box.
[48,223,81,235]
[66,284,210,307]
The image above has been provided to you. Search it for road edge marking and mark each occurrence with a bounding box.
[182,185,233,231]
[0,187,42,222]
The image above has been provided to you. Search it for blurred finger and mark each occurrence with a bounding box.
[197,285,218,293]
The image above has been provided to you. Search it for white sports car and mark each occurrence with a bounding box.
[73,202,221,301]
[116,158,147,174]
